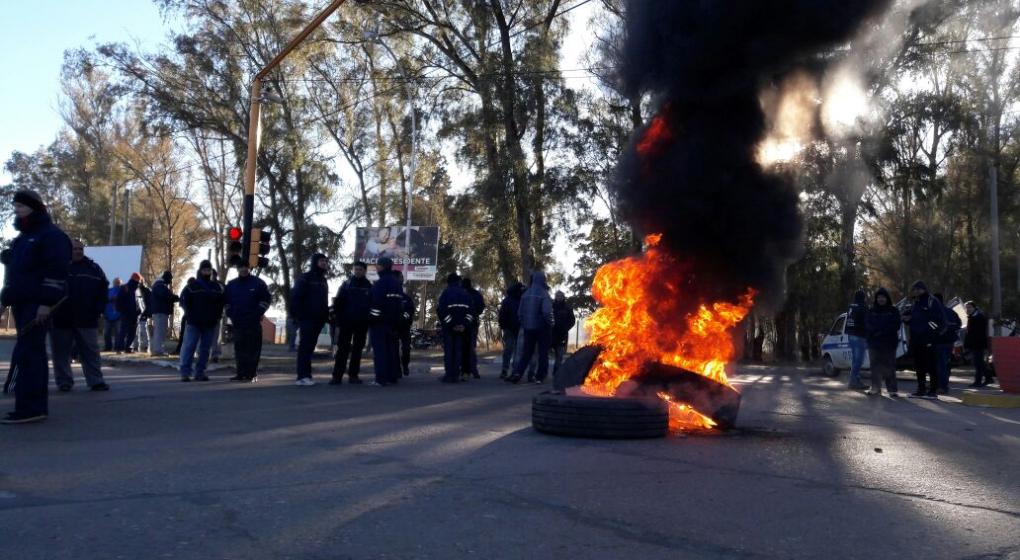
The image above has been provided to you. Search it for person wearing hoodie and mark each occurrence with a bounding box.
[224,260,272,382]
[845,289,869,390]
[0,190,71,424]
[438,273,472,383]
[461,277,485,380]
[497,281,523,379]
[368,257,404,386]
[51,239,110,392]
[330,261,372,385]
[902,280,945,398]
[865,287,899,397]
[115,273,142,354]
[178,260,225,382]
[552,291,576,380]
[963,301,992,387]
[291,253,330,385]
[149,270,179,356]
[509,271,554,384]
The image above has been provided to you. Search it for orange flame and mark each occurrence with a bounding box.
[582,234,755,432]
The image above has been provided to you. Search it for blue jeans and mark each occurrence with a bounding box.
[849,335,867,386]
[501,330,518,374]
[179,324,216,377]
[935,344,952,391]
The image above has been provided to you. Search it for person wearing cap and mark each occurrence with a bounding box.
[329,261,372,385]
[50,239,110,392]
[460,277,485,380]
[115,273,142,354]
[1,190,72,424]
[224,260,272,382]
[368,257,405,385]
[437,273,472,383]
[291,253,330,385]
[394,270,416,377]
[149,270,179,356]
[902,280,945,399]
[178,260,225,382]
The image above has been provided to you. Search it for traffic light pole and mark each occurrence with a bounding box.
[240,0,350,264]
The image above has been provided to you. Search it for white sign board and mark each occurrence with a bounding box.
[84,245,144,285]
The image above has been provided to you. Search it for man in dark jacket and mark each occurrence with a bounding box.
[510,271,554,384]
[395,270,415,377]
[498,282,523,379]
[330,261,371,385]
[225,260,272,382]
[178,260,225,382]
[865,287,899,397]
[461,277,485,380]
[51,239,110,392]
[1,190,71,424]
[149,270,178,356]
[964,301,992,387]
[551,290,576,381]
[902,280,944,398]
[369,257,404,386]
[438,273,471,383]
[291,253,330,385]
[115,273,142,354]
[933,293,962,393]
[845,289,868,390]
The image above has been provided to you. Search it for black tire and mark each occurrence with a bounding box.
[532,391,668,439]
[822,355,839,377]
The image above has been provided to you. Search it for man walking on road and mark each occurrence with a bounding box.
[178,261,225,382]
[368,257,404,386]
[292,253,330,386]
[330,262,371,385]
[149,270,178,356]
[50,239,110,392]
[1,190,71,424]
[225,261,271,382]
[438,273,471,383]
[509,271,553,384]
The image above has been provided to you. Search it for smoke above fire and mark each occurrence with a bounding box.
[613,0,891,308]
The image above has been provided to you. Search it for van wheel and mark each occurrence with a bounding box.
[822,355,839,377]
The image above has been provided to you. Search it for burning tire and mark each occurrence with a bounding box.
[532,392,668,439]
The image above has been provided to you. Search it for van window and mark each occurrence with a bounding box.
[829,316,846,335]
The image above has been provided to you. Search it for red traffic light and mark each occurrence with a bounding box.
[228,227,243,241]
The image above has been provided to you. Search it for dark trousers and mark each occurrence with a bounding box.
[442,328,464,382]
[399,328,411,375]
[911,342,938,395]
[6,305,50,416]
[117,318,137,352]
[103,318,120,351]
[868,345,898,394]
[371,325,400,384]
[461,325,479,376]
[297,319,325,379]
[935,343,952,391]
[233,322,263,379]
[514,325,551,381]
[332,322,369,380]
[972,348,992,384]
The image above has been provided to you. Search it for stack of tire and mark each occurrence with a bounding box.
[532,392,668,439]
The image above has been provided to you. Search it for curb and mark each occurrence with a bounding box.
[960,390,1020,408]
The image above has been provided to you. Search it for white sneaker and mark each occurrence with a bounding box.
[295,378,316,386]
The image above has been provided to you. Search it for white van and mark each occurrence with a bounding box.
[820,313,909,376]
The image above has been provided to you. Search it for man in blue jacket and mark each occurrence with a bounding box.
[510,271,554,384]
[178,260,225,382]
[149,270,178,356]
[1,190,71,424]
[461,277,485,380]
[225,260,272,382]
[291,253,330,385]
[115,273,141,354]
[330,261,371,385]
[438,273,471,383]
[368,257,404,386]
[51,239,110,392]
[902,280,945,399]
[103,278,121,351]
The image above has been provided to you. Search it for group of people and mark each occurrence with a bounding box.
[101,270,180,357]
[844,280,994,399]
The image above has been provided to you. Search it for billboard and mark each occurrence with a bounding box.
[84,245,144,285]
[355,226,439,281]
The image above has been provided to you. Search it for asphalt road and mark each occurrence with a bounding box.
[1,347,1018,559]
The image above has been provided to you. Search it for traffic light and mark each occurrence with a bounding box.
[227,227,244,266]
[248,228,272,269]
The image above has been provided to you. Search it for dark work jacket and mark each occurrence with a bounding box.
[116,280,141,320]
[964,309,989,351]
[865,289,899,353]
[939,306,963,345]
[552,300,576,346]
[845,299,868,337]
[225,275,272,327]
[332,276,372,326]
[149,278,178,315]
[180,276,225,328]
[907,293,945,346]
[465,287,485,327]
[438,285,471,331]
[400,291,416,333]
[0,212,71,310]
[291,270,329,324]
[138,285,152,319]
[369,270,404,329]
[52,257,108,329]
[498,293,522,336]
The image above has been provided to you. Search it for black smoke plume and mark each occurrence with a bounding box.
[613,0,890,307]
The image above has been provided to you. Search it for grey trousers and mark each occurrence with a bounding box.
[151,313,169,355]
[135,319,150,352]
[51,328,105,388]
